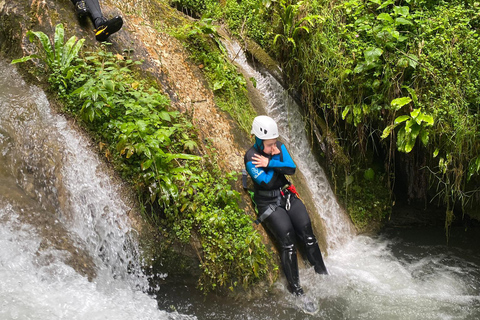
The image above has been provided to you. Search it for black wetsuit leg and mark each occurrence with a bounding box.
[83,0,104,27]
[261,206,303,295]
[283,196,311,230]
[285,197,328,275]
[70,0,104,26]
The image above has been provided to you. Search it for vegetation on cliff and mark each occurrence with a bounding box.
[172,0,480,230]
[12,23,276,292]
[173,18,257,133]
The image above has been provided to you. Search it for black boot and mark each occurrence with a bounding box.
[94,16,123,42]
[71,0,89,19]
[302,224,328,275]
[280,240,304,295]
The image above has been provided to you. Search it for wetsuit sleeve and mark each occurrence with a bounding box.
[267,143,296,175]
[245,160,276,187]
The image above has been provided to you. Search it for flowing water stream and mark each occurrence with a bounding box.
[1,50,480,320]
[222,41,356,251]
[0,59,192,320]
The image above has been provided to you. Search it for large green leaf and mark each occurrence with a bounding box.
[377,13,394,24]
[61,35,83,68]
[394,6,410,17]
[364,47,383,64]
[404,136,415,153]
[403,86,418,105]
[381,125,393,139]
[54,24,65,65]
[391,97,411,111]
[141,159,153,171]
[135,120,148,133]
[410,108,421,119]
[27,30,54,66]
[395,17,413,26]
[397,127,406,151]
[420,129,429,146]
[11,54,41,64]
[409,122,421,139]
[418,113,434,126]
[394,115,410,124]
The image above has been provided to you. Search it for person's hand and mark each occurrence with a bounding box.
[252,154,269,168]
[271,144,280,155]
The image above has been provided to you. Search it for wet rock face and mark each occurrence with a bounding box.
[0,54,98,279]
[0,1,23,57]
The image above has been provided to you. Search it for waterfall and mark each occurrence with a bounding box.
[2,44,479,320]
[222,40,355,250]
[0,60,194,319]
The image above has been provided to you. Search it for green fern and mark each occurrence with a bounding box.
[12,24,84,79]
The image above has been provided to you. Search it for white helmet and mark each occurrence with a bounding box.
[251,115,279,140]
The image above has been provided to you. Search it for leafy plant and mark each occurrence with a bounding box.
[11,24,84,92]
[166,158,277,291]
[68,48,203,205]
[381,89,434,153]
[273,0,320,48]
[187,18,218,37]
[353,47,383,74]
[269,0,480,230]
[272,0,321,62]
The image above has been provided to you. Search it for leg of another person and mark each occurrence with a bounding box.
[70,0,89,19]
[83,0,105,27]
[72,0,123,41]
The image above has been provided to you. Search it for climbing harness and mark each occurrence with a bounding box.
[254,194,282,225]
[242,170,300,225]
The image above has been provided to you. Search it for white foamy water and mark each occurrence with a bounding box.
[299,234,480,319]
[0,205,170,320]
[0,60,194,320]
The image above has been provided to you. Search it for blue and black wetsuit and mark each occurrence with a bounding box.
[244,138,328,295]
[245,138,295,206]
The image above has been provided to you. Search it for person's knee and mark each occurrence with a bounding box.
[298,223,318,247]
[304,234,318,247]
[278,231,296,252]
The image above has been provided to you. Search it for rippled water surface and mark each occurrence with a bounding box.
[154,225,480,320]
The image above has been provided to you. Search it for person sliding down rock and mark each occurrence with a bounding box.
[70,0,123,42]
[244,115,328,296]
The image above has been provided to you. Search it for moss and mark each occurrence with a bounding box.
[331,161,392,233]
[0,11,23,58]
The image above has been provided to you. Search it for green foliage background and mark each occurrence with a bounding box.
[171,0,480,230]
